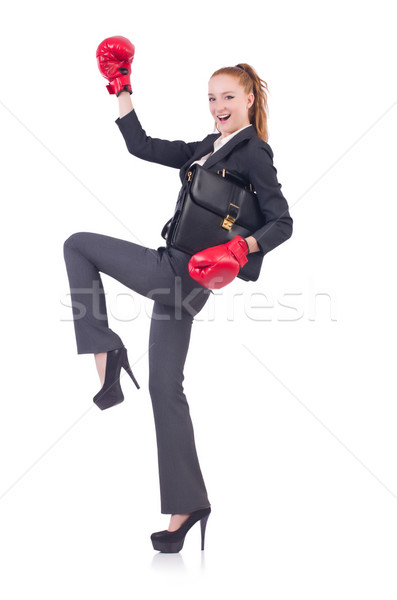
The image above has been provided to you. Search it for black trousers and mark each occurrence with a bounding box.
[63,232,212,514]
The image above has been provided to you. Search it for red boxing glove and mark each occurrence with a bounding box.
[188,235,249,290]
[96,36,135,96]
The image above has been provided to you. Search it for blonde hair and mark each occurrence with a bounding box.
[210,64,270,142]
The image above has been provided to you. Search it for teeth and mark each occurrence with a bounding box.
[218,114,230,120]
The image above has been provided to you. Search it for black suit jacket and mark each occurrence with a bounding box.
[115,109,293,256]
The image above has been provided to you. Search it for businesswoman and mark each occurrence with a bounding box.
[63,36,293,553]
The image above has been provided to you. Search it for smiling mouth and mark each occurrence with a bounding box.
[218,114,231,122]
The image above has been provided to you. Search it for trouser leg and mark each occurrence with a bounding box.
[63,231,211,354]
[148,301,211,514]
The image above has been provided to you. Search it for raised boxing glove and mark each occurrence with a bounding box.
[96,36,135,96]
[188,235,249,290]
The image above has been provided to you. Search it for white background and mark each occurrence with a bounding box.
[1,0,396,598]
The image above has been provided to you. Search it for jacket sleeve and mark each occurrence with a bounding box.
[247,140,293,255]
[115,109,202,169]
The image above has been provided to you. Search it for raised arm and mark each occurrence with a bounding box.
[96,35,201,169]
[115,92,202,169]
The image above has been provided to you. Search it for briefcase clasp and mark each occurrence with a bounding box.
[221,203,239,230]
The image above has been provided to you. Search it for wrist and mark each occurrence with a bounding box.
[114,75,132,96]
[244,236,260,254]
[106,74,132,96]
[228,235,249,267]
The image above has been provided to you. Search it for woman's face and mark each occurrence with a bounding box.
[208,74,254,138]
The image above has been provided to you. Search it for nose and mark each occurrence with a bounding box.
[212,100,227,114]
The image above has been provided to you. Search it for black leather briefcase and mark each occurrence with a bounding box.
[161,164,266,282]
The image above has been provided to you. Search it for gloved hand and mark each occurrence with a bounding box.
[188,235,249,289]
[96,36,135,96]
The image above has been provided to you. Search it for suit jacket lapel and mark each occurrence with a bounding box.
[202,125,256,169]
[178,134,219,181]
[179,125,256,181]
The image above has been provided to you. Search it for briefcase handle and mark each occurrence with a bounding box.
[216,168,255,193]
[161,217,172,240]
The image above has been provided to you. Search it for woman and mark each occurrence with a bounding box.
[63,36,293,553]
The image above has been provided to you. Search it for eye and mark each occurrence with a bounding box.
[225,96,234,100]
[208,97,215,102]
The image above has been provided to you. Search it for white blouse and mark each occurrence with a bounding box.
[190,124,252,168]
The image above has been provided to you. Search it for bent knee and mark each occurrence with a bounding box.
[63,232,90,252]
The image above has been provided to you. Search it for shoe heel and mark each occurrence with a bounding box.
[200,514,210,551]
[121,349,140,389]
[93,347,139,410]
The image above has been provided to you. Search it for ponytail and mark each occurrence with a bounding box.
[210,64,270,142]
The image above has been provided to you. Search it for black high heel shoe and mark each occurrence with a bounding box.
[150,507,211,553]
[93,347,140,410]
